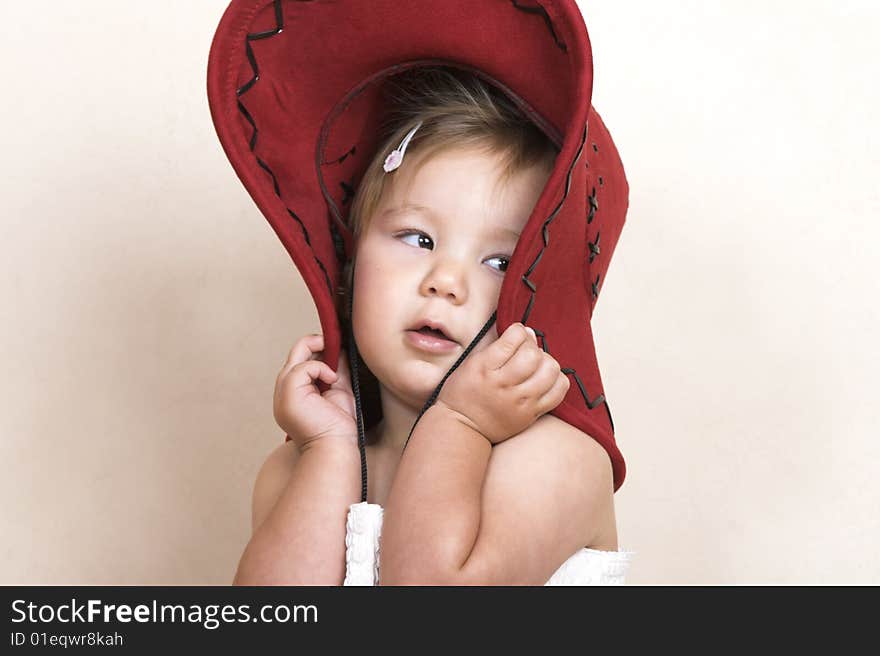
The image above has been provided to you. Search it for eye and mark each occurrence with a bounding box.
[484,255,510,273]
[398,230,434,250]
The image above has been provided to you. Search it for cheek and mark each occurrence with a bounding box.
[350,282,381,374]
[486,276,504,304]
[464,277,504,346]
[352,257,397,310]
[474,275,504,313]
[350,254,402,350]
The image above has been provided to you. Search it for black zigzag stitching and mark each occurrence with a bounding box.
[510,0,568,53]
[329,144,357,165]
[519,123,614,431]
[586,143,602,304]
[236,0,333,296]
[588,185,599,223]
[588,230,601,264]
[340,179,356,206]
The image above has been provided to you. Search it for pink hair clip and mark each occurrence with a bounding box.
[383,120,423,173]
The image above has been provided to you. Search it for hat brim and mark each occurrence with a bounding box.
[207,0,629,491]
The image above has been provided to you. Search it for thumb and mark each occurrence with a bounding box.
[295,360,338,391]
[487,323,530,370]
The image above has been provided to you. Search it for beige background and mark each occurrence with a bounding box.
[1,1,875,584]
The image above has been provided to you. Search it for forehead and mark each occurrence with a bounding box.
[375,146,548,235]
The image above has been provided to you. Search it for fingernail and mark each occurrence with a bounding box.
[525,327,536,340]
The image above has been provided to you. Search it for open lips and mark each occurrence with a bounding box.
[407,319,459,344]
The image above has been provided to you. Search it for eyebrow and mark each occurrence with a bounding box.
[382,203,522,240]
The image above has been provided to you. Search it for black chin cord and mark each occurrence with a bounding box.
[346,263,369,504]
[401,309,498,453]
[401,310,497,453]
[346,257,498,502]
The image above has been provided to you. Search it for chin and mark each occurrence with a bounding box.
[359,331,457,401]
[379,361,445,408]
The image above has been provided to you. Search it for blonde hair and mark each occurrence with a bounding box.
[338,65,559,324]
[349,66,558,239]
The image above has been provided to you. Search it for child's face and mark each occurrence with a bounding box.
[352,145,551,409]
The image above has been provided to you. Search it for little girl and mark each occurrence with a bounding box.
[231,67,633,585]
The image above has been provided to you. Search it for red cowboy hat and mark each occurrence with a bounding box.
[207,0,630,493]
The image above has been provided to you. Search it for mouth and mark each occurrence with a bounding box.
[404,324,460,354]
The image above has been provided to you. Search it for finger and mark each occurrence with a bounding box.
[283,334,322,369]
[282,334,324,372]
[501,341,544,385]
[515,352,561,396]
[525,326,537,344]
[535,369,570,414]
[485,323,531,370]
[276,358,329,410]
[290,359,338,392]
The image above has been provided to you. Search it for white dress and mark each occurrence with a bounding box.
[343,501,635,586]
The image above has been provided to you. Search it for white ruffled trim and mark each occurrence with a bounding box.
[343,502,384,586]
[545,546,636,585]
[342,501,635,585]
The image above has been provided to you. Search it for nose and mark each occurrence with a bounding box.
[419,258,468,304]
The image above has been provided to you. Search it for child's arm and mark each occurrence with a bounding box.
[379,324,611,585]
[233,439,361,585]
[379,405,613,585]
[233,334,362,585]
[378,404,491,584]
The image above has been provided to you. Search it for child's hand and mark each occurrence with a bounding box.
[273,334,358,453]
[435,323,570,445]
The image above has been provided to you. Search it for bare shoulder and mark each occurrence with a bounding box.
[250,439,301,534]
[485,413,617,551]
